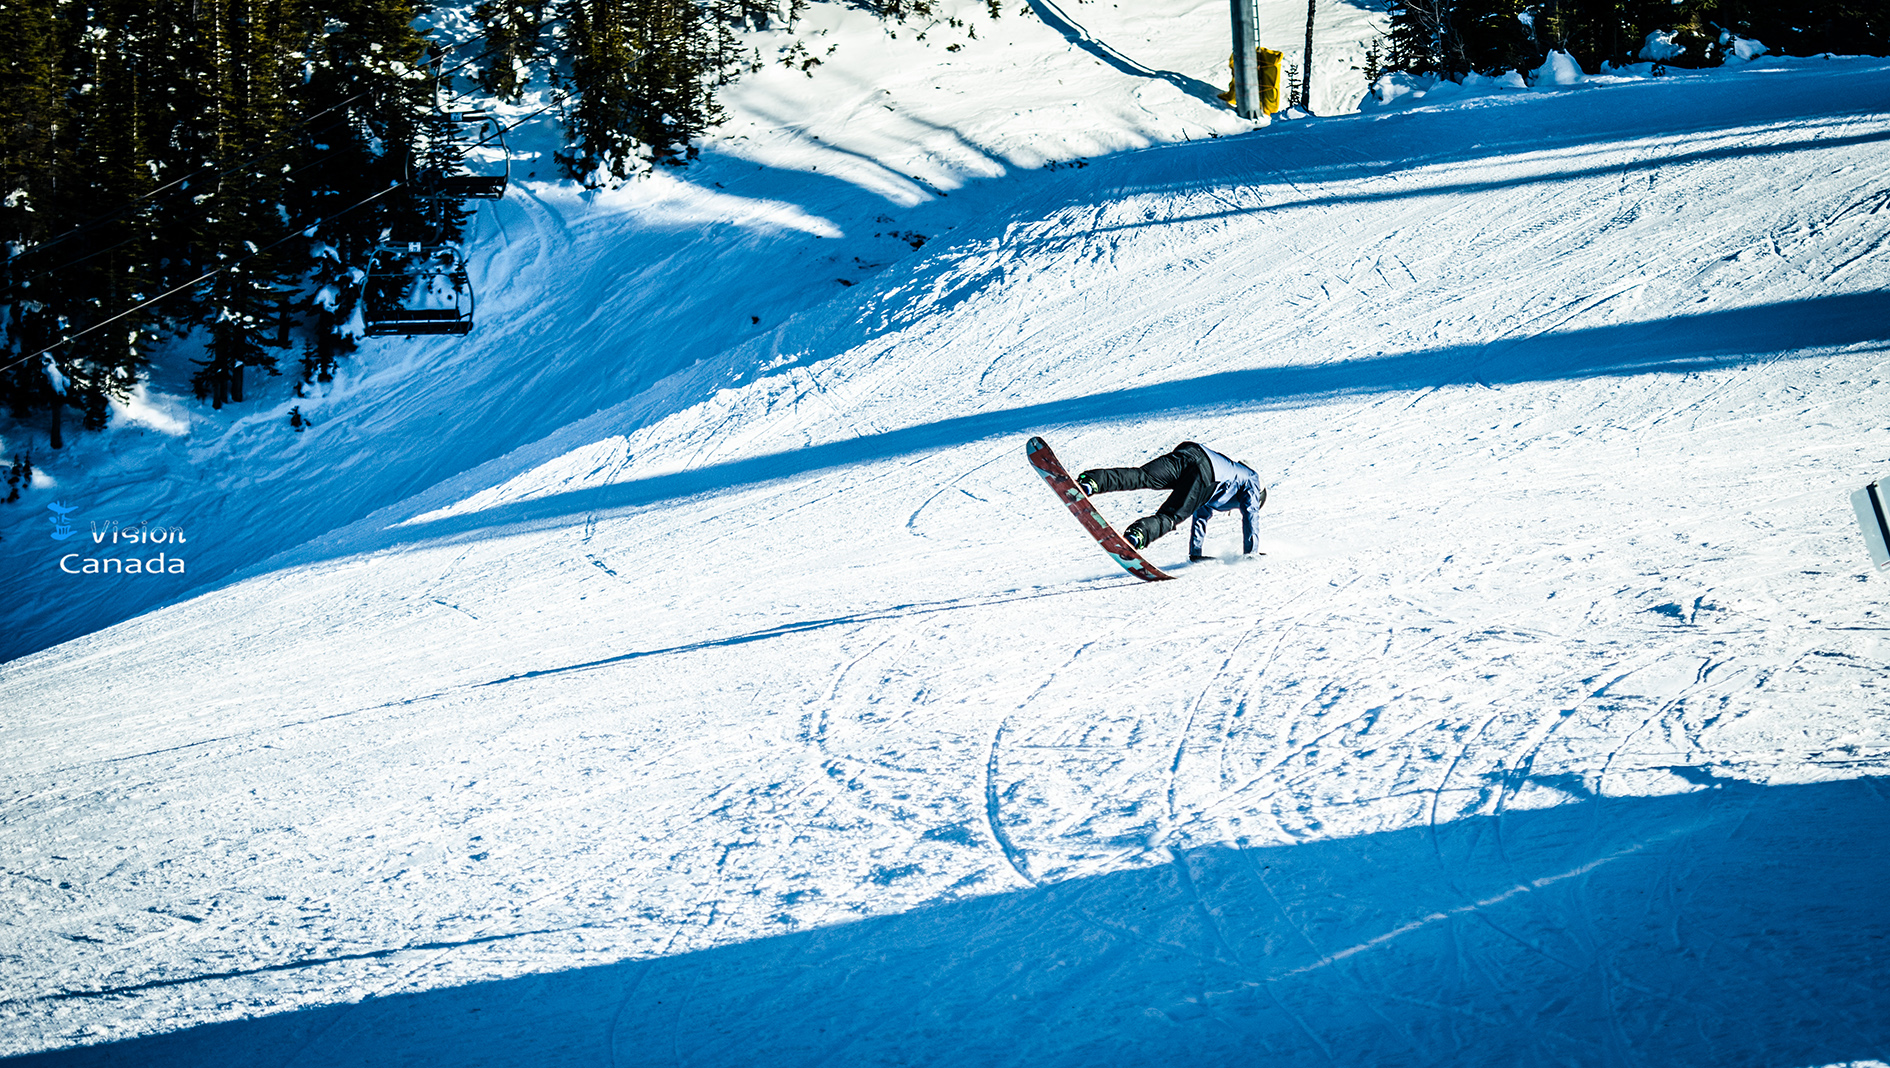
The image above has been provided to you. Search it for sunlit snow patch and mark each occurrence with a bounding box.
[401,435,635,526]
[107,385,192,436]
[538,167,843,238]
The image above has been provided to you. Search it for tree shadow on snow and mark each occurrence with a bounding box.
[270,288,1889,573]
[7,64,1888,666]
[9,774,1890,1066]
[1020,0,1226,107]
[1033,123,1890,245]
[1059,57,1890,208]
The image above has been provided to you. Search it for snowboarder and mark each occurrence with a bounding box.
[1076,441,1267,560]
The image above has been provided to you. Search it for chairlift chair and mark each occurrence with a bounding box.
[361,242,475,336]
[411,108,510,201]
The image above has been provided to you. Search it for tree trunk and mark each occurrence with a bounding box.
[49,395,63,450]
[1302,0,1317,111]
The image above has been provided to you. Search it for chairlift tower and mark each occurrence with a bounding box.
[1229,0,1261,119]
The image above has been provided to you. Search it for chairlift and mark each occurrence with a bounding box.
[411,108,510,200]
[361,242,475,336]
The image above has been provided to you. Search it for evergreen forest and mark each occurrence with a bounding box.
[1384,0,1884,80]
[0,0,789,456]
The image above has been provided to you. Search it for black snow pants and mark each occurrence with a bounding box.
[1080,442,1215,547]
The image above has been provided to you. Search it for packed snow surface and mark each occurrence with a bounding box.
[2,0,1889,1062]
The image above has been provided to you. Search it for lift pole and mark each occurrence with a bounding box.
[1229,0,1261,119]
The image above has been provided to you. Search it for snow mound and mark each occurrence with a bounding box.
[1641,29,1687,61]
[1532,49,1585,85]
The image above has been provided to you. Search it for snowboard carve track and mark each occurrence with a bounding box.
[984,719,1034,886]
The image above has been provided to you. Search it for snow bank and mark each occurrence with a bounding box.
[1723,31,1769,63]
[1641,29,1686,62]
[1532,49,1585,85]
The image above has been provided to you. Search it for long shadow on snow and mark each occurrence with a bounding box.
[1022,0,1225,107]
[962,58,1890,240]
[476,583,1126,686]
[281,290,1889,572]
[0,148,987,664]
[7,64,1887,664]
[1027,124,1890,244]
[11,775,1890,1066]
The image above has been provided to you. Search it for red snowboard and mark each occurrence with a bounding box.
[1026,436,1174,582]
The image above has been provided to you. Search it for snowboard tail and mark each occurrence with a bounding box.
[1026,436,1173,582]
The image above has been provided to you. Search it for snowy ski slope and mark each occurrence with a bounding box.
[0,0,1383,663]
[3,0,1890,1062]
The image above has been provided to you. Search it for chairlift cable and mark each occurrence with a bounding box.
[0,183,407,379]
[8,18,566,270]
[3,83,572,334]
[3,25,581,372]
[1,105,449,303]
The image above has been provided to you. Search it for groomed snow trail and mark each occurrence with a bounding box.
[3,50,1890,1068]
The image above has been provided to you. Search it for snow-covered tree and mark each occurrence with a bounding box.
[554,0,733,180]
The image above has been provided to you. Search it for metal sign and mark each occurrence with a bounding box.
[1854,476,1890,572]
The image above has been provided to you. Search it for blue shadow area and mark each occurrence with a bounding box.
[11,775,1890,1066]
[1039,124,1890,243]
[6,62,1888,665]
[288,289,1889,570]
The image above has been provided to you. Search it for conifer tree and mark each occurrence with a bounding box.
[1,0,474,448]
[0,0,74,442]
[1457,0,1534,74]
[1388,0,1883,80]
[475,0,552,100]
[1385,0,1465,75]
[189,0,302,407]
[556,0,732,181]
[58,0,166,429]
[557,0,647,180]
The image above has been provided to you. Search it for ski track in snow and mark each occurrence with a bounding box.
[2,3,1890,1062]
